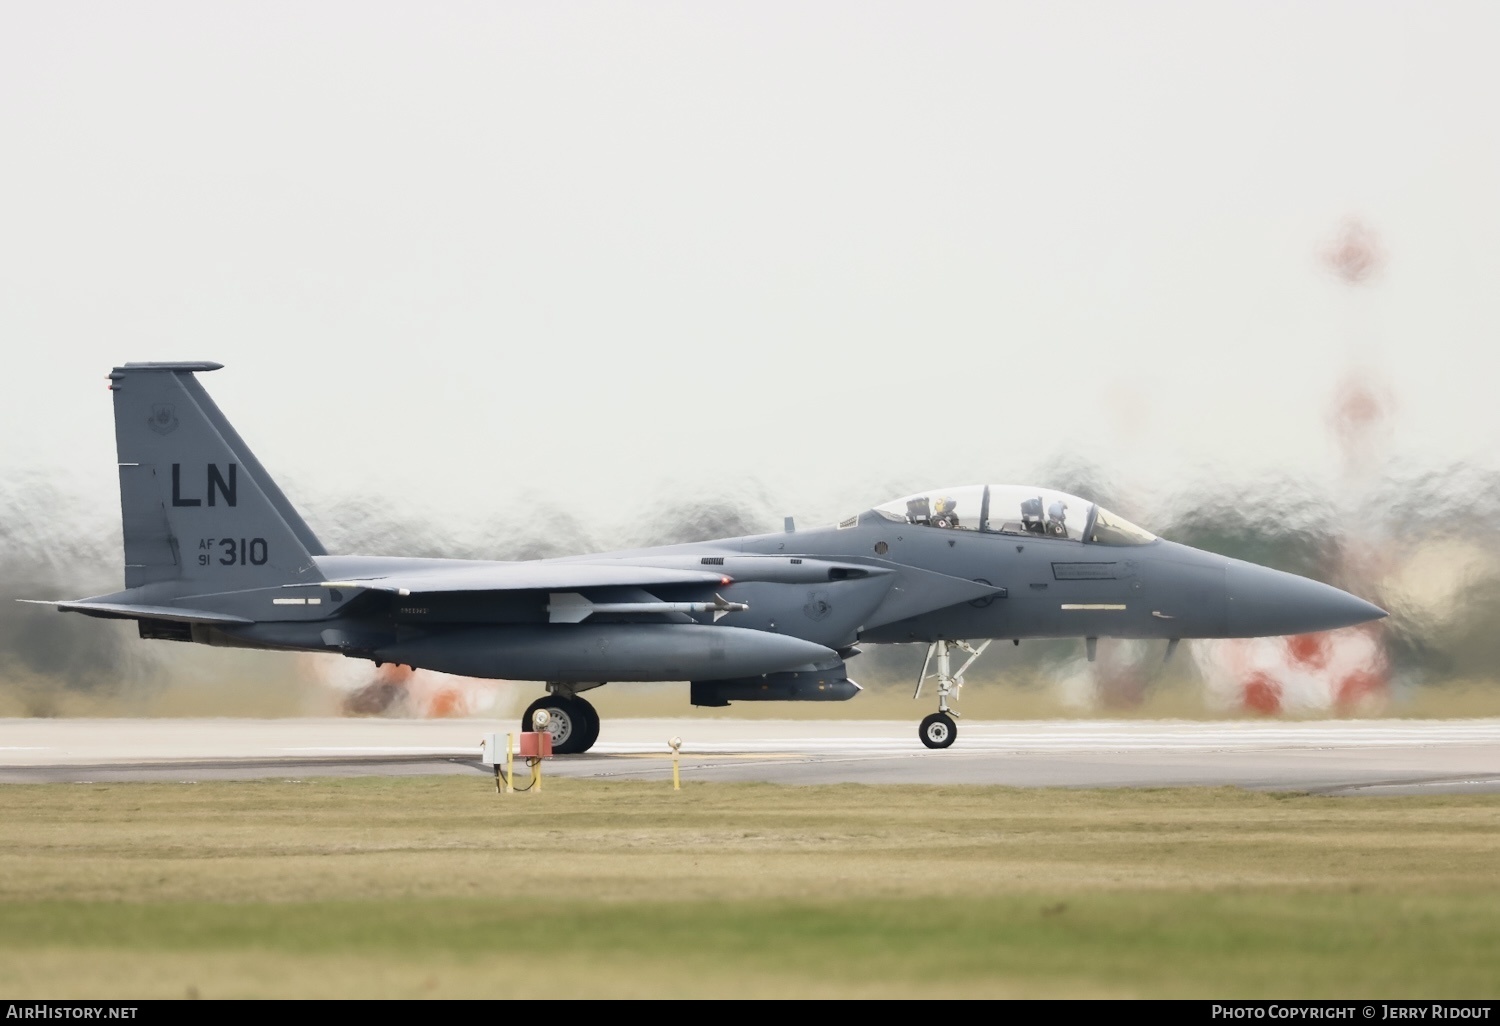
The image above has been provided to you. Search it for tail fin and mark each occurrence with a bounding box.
[109,362,325,589]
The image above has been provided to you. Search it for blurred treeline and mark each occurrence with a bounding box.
[3,463,1499,716]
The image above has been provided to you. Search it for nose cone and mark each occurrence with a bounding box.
[1226,561,1387,637]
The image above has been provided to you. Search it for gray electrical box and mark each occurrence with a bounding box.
[479,732,503,766]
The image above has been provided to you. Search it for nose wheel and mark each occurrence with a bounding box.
[919,712,957,749]
[912,639,991,750]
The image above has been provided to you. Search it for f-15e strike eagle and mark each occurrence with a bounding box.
[30,362,1386,751]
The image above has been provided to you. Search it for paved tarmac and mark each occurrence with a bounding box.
[3,717,1499,795]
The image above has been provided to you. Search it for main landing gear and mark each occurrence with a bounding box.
[522,684,603,755]
[913,639,991,749]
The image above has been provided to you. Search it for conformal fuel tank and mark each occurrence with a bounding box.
[375,623,839,683]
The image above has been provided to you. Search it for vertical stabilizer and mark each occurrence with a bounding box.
[109,362,325,589]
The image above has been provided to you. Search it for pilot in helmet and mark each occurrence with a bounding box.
[1046,499,1069,537]
[932,496,961,529]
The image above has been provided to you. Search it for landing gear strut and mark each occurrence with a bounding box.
[913,639,991,749]
[522,684,603,755]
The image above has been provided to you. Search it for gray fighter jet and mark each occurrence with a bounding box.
[31,362,1387,752]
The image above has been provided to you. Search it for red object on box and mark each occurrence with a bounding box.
[517,731,553,758]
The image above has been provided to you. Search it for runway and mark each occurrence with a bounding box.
[3,717,1499,795]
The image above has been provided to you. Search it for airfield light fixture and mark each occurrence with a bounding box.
[668,736,683,791]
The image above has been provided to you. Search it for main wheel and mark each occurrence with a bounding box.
[522,695,598,755]
[919,712,957,750]
[574,696,601,752]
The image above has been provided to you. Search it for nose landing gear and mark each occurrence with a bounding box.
[913,639,991,749]
[919,711,956,749]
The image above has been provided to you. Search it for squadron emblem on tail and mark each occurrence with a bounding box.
[147,403,178,434]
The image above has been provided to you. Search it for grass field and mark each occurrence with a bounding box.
[1,777,1498,998]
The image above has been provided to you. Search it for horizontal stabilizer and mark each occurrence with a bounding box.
[19,599,253,625]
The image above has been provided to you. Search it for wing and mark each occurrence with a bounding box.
[309,561,732,597]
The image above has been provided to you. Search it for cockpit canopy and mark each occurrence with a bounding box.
[870,485,1156,546]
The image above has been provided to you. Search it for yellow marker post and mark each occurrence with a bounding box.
[669,736,682,791]
[505,732,515,794]
[531,710,549,794]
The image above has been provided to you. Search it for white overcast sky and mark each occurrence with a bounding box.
[2,2,1497,538]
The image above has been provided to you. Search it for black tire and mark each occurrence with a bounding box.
[523,695,586,755]
[919,712,957,750]
[521,694,603,755]
[574,696,601,753]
